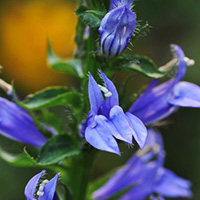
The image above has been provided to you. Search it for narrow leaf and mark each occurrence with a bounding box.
[48,44,83,78]
[12,86,82,111]
[0,148,39,167]
[110,55,174,79]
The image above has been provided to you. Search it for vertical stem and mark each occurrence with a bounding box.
[69,149,97,200]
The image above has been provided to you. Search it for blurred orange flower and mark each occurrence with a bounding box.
[0,0,77,93]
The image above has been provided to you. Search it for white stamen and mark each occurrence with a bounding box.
[184,57,195,67]
[37,179,49,197]
[0,79,12,94]
[98,84,112,97]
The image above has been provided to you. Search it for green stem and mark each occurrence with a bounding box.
[69,149,97,200]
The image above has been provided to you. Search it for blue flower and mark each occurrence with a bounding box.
[129,44,200,125]
[24,170,59,200]
[99,0,136,56]
[0,97,47,147]
[93,129,192,200]
[82,71,147,155]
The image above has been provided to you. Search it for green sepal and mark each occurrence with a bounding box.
[132,22,151,41]
[110,54,174,79]
[76,6,103,28]
[12,85,82,112]
[48,43,83,78]
[37,134,81,165]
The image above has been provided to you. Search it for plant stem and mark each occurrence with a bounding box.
[68,149,97,200]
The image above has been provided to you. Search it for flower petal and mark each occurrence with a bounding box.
[169,81,200,107]
[154,168,192,198]
[0,97,46,147]
[25,171,44,200]
[100,71,119,107]
[85,115,120,155]
[109,105,133,144]
[172,44,186,82]
[88,73,104,116]
[93,155,145,200]
[125,112,147,148]
[39,173,59,200]
[129,80,178,125]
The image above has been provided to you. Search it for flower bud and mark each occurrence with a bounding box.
[99,3,136,57]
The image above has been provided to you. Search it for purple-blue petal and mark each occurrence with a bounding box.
[0,97,46,147]
[172,44,186,83]
[129,45,188,125]
[129,79,179,125]
[39,173,59,200]
[109,105,133,144]
[93,155,145,200]
[25,171,44,200]
[88,73,104,116]
[169,81,200,107]
[100,71,119,107]
[85,115,121,155]
[154,168,192,198]
[125,112,147,148]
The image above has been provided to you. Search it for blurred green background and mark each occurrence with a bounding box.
[0,0,200,199]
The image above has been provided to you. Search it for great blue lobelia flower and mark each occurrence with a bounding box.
[0,97,47,147]
[99,0,136,57]
[24,170,59,200]
[129,44,200,125]
[81,71,147,155]
[93,129,192,200]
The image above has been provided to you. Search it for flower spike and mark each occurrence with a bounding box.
[82,71,147,155]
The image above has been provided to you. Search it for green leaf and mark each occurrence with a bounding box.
[0,147,40,167]
[76,6,102,28]
[12,86,82,111]
[37,135,80,165]
[48,43,83,78]
[38,110,65,135]
[110,55,174,79]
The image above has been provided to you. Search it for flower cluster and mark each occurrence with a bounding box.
[0,0,198,199]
